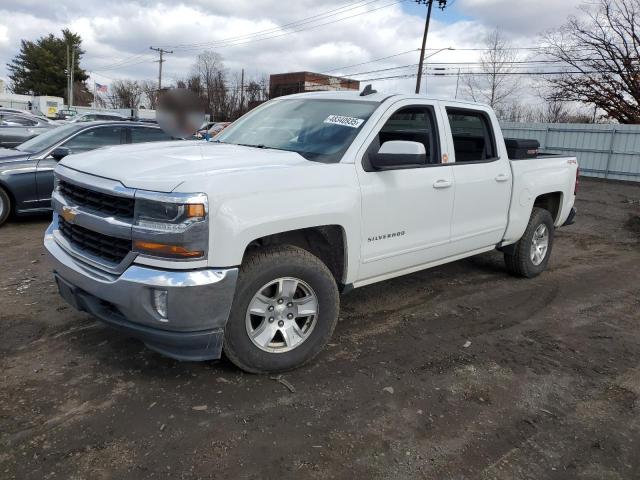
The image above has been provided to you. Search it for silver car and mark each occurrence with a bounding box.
[0,112,57,148]
[68,112,129,123]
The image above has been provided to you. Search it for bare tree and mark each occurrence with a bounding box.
[140,80,158,109]
[108,79,142,109]
[498,97,595,124]
[194,51,229,119]
[543,0,640,124]
[176,53,269,120]
[462,29,521,110]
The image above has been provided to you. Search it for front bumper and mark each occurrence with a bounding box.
[45,223,238,361]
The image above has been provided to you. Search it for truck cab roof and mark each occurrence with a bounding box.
[277,90,490,109]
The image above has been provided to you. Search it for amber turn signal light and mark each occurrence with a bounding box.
[185,204,206,218]
[133,240,203,258]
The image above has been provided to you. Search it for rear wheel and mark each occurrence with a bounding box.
[504,207,555,278]
[223,245,339,373]
[0,188,11,227]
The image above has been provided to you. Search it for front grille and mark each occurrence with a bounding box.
[59,181,135,219]
[58,217,131,264]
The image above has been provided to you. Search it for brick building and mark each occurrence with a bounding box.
[269,72,360,98]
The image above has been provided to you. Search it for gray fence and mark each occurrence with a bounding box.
[500,122,640,182]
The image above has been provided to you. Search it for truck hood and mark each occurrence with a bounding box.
[59,141,313,192]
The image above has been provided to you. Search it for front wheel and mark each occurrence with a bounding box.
[504,207,555,278]
[223,245,339,373]
[0,188,11,227]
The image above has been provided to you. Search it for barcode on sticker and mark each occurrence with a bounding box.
[324,115,365,128]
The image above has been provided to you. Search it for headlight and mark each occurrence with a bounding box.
[132,192,209,260]
[134,198,205,232]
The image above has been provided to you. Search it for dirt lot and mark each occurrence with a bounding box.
[1,178,639,480]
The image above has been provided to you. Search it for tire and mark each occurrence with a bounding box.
[504,207,555,278]
[223,245,339,374]
[0,188,11,227]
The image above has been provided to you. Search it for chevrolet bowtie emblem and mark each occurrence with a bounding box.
[61,206,78,223]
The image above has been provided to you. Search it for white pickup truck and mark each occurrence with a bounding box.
[45,89,578,373]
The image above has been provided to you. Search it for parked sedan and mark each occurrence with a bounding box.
[0,112,58,148]
[0,121,176,226]
[68,112,129,123]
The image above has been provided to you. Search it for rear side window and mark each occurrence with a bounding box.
[62,126,124,153]
[446,108,496,162]
[130,127,173,143]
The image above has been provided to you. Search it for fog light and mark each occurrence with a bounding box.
[152,289,169,322]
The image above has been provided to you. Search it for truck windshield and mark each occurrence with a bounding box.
[214,98,378,163]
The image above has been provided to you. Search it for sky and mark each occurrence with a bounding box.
[0,0,586,100]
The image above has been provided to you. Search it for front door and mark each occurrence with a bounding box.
[356,102,455,284]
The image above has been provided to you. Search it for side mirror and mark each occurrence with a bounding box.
[370,141,427,170]
[51,147,71,161]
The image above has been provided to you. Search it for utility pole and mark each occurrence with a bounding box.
[240,68,245,115]
[70,47,75,108]
[66,44,71,107]
[415,0,448,94]
[150,46,173,91]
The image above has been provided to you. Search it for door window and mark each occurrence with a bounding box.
[130,127,173,143]
[62,126,123,154]
[446,108,497,162]
[365,106,440,170]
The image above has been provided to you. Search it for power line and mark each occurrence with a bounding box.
[160,0,381,50]
[89,0,407,75]
[342,58,606,77]
[357,69,617,82]
[322,49,420,74]
[156,0,407,52]
[88,1,383,72]
[89,52,153,71]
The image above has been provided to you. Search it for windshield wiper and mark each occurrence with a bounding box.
[236,143,268,149]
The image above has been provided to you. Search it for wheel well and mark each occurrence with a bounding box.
[0,181,14,214]
[244,226,347,286]
[534,192,562,222]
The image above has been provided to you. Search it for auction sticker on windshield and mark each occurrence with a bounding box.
[324,115,365,128]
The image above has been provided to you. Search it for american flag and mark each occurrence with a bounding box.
[95,82,108,93]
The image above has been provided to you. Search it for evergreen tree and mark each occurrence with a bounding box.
[7,29,89,101]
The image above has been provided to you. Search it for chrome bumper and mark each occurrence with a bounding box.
[45,223,238,361]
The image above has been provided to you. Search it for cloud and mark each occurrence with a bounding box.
[0,0,585,101]
[456,0,583,35]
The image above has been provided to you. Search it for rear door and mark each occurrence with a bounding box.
[442,105,512,252]
[356,100,455,284]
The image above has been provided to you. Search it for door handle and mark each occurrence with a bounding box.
[495,173,510,182]
[433,179,452,189]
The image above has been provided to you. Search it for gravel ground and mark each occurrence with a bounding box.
[1,178,639,480]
